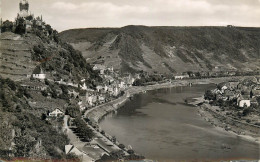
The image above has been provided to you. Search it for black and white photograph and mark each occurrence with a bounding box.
[0,0,260,161]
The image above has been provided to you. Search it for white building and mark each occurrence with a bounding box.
[49,108,64,117]
[104,85,108,92]
[93,64,106,75]
[32,68,46,80]
[81,83,87,90]
[238,100,251,108]
[32,74,46,80]
[113,87,119,96]
[119,81,126,89]
[98,95,105,103]
[96,85,103,92]
[174,75,189,80]
[86,95,93,106]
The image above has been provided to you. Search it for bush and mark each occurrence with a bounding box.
[242,108,251,116]
[1,20,13,33]
[41,90,48,97]
[204,90,216,100]
[66,105,80,118]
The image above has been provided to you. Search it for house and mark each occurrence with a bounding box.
[93,64,106,75]
[68,90,79,98]
[113,87,119,96]
[238,100,251,108]
[65,145,82,156]
[107,66,114,72]
[77,101,85,111]
[227,25,235,28]
[104,85,108,92]
[32,73,46,80]
[49,108,64,117]
[98,95,105,103]
[119,81,126,89]
[20,81,47,91]
[237,95,251,108]
[218,82,230,91]
[80,83,87,90]
[174,74,189,80]
[86,94,94,106]
[96,85,103,92]
[229,81,239,89]
[224,90,236,100]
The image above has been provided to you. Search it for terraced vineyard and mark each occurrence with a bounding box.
[0,32,38,81]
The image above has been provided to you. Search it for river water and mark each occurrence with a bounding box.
[100,84,260,161]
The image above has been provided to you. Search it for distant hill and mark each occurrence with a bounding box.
[60,26,260,74]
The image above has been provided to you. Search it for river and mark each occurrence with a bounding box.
[100,84,260,161]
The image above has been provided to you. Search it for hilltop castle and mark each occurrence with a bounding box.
[14,0,46,34]
[18,0,30,18]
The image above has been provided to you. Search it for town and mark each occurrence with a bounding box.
[202,77,260,139]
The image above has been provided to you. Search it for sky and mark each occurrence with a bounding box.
[1,0,260,32]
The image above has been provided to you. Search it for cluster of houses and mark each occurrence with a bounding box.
[210,77,260,108]
[76,64,137,111]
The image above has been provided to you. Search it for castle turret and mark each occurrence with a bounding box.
[20,0,29,12]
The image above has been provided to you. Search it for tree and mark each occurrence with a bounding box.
[118,144,125,149]
[41,113,47,120]
[1,20,13,32]
[44,78,50,85]
[242,108,251,116]
[66,105,80,118]
[204,90,216,100]
[5,78,16,91]
[15,18,26,34]
[73,117,94,141]
[41,90,48,97]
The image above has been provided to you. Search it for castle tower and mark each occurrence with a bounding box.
[18,0,30,18]
[20,0,29,12]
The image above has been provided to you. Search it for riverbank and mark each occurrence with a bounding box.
[85,80,189,123]
[190,98,260,145]
[85,77,234,123]
[83,76,258,160]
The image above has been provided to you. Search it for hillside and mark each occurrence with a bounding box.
[0,77,73,160]
[0,31,100,84]
[60,26,260,74]
[0,22,101,160]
